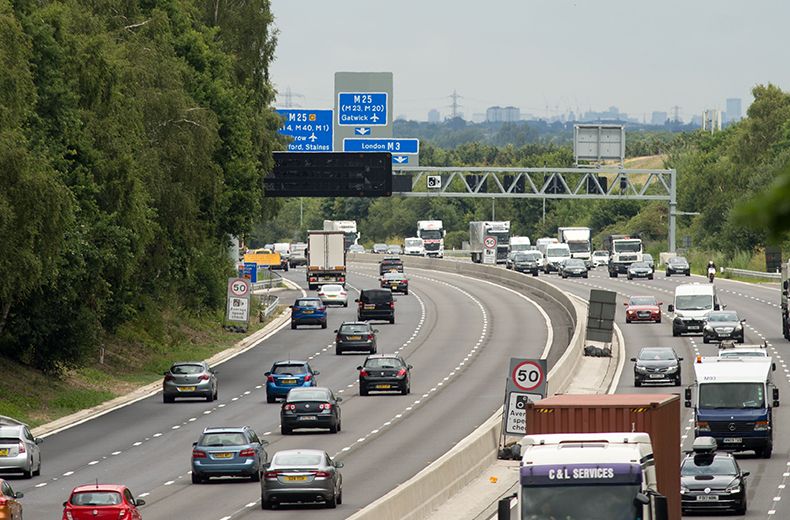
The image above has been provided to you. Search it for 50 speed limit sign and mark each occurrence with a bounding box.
[228,278,250,297]
[506,358,547,395]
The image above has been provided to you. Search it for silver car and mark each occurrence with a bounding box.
[317,284,348,307]
[261,449,343,509]
[0,424,42,478]
[162,362,218,403]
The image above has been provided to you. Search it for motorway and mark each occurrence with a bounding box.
[11,263,571,519]
[546,267,786,519]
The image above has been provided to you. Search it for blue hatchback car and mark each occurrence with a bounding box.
[191,426,268,483]
[265,360,319,403]
[291,297,327,329]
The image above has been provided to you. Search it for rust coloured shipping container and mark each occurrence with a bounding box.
[525,393,681,520]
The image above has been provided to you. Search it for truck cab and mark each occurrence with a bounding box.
[417,220,445,258]
[686,356,778,458]
[519,432,668,520]
[607,237,643,277]
[668,283,719,337]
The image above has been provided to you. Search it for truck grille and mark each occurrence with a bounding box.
[620,254,637,262]
[425,243,439,251]
[709,422,756,433]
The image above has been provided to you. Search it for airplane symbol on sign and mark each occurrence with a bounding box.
[308,133,318,142]
[370,114,379,122]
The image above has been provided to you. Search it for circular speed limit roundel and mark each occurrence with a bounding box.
[511,360,544,392]
[484,236,496,249]
[230,279,250,297]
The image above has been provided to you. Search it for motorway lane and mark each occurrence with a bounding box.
[543,267,788,519]
[12,263,568,519]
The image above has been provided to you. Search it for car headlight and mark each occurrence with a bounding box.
[704,325,713,331]
[735,324,743,330]
[681,486,689,494]
[696,421,710,432]
[754,420,770,431]
[635,366,648,374]
[665,366,678,373]
[726,484,741,494]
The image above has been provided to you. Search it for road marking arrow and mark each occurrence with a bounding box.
[355,127,370,135]
[393,155,408,164]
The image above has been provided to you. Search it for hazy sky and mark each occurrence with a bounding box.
[269,0,790,122]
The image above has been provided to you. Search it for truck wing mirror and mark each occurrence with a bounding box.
[667,304,674,312]
[714,304,721,311]
[684,388,692,408]
[633,493,649,506]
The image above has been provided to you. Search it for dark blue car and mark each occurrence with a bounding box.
[291,297,327,329]
[265,360,319,403]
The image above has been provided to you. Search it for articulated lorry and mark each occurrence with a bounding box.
[557,227,592,262]
[323,220,359,251]
[603,234,643,277]
[782,260,790,339]
[521,393,680,520]
[417,220,445,258]
[306,230,346,290]
[469,221,510,263]
[686,355,778,458]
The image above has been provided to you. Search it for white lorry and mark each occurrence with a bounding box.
[518,432,669,520]
[322,220,359,251]
[469,221,511,264]
[403,237,425,256]
[604,235,644,277]
[417,220,445,258]
[306,230,346,291]
[557,227,592,262]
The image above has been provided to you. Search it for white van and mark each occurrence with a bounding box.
[668,283,721,336]
[403,237,425,256]
[544,243,571,274]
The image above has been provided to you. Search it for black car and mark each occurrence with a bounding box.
[379,256,403,275]
[631,347,682,387]
[509,252,542,276]
[681,437,748,515]
[280,387,342,435]
[666,255,691,277]
[560,258,589,279]
[356,289,395,324]
[627,261,654,280]
[703,310,745,344]
[379,272,409,294]
[335,321,378,355]
[358,354,412,395]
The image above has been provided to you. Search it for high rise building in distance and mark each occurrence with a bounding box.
[428,109,441,123]
[726,98,742,124]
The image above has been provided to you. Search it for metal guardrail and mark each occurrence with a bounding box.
[259,295,281,320]
[251,270,284,291]
[724,267,781,280]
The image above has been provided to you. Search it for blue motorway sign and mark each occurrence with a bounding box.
[338,92,388,126]
[343,138,420,154]
[276,109,333,152]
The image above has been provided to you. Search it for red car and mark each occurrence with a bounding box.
[624,295,663,324]
[62,484,144,520]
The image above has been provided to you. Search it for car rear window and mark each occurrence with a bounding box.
[171,364,203,375]
[273,452,323,466]
[365,357,404,368]
[272,364,307,375]
[295,299,321,308]
[383,273,405,280]
[361,290,392,303]
[71,491,122,506]
[0,437,20,444]
[200,432,248,446]
[287,389,330,402]
[340,324,370,334]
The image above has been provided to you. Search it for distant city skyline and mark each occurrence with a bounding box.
[270,0,787,123]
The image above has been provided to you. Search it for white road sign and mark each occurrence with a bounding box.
[505,358,547,395]
[427,175,442,189]
[227,297,249,322]
[229,278,250,297]
[505,392,543,435]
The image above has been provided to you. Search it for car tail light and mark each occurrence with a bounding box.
[304,373,312,382]
[198,374,210,381]
[284,404,296,411]
[358,301,363,308]
[319,403,332,410]
[164,374,175,381]
[192,449,207,458]
[339,277,345,282]
[264,470,279,479]
[336,335,342,341]
[309,277,316,282]
[239,448,256,457]
[367,334,374,340]
[313,471,331,478]
[0,497,7,506]
[389,301,395,309]
[18,441,25,454]
[359,370,369,377]
[266,375,275,383]
[397,369,407,377]
[403,280,408,284]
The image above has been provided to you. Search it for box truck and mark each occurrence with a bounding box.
[557,227,592,262]
[306,230,346,290]
[469,221,510,263]
[603,234,644,277]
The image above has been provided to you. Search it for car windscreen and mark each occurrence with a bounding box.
[520,484,640,520]
[272,364,307,375]
[273,452,323,466]
[565,259,585,267]
[405,239,422,247]
[720,352,766,358]
[171,364,203,375]
[199,432,248,447]
[365,357,404,369]
[339,324,370,334]
[675,294,713,311]
[71,491,123,506]
[670,257,688,264]
[287,389,330,402]
[681,456,738,476]
[295,299,321,308]
[629,297,656,306]
[361,291,392,303]
[630,262,648,268]
[698,382,765,409]
[383,273,405,280]
[546,247,570,258]
[568,242,589,253]
[639,349,675,360]
[708,312,738,322]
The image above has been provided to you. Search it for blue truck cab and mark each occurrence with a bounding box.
[686,356,779,458]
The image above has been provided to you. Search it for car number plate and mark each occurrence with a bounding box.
[688,326,700,330]
[303,310,314,314]
[178,386,196,392]
[299,416,317,421]
[376,384,391,389]
[348,336,362,340]
[214,452,233,459]
[281,379,297,384]
[696,495,719,501]
[391,285,399,289]
[284,475,308,481]
[649,374,664,378]
[364,304,375,310]
[0,448,8,456]
[723,437,742,444]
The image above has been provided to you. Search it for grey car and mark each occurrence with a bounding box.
[560,258,589,278]
[372,243,388,254]
[0,424,42,478]
[261,449,343,509]
[348,244,365,254]
[191,426,268,483]
[627,261,654,280]
[163,362,218,403]
[631,347,682,387]
[703,311,745,344]
[666,256,691,276]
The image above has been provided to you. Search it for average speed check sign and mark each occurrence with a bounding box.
[506,358,547,395]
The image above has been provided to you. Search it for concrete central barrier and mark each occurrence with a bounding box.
[346,255,587,520]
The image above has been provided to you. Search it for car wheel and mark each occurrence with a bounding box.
[665,271,670,277]
[735,503,746,516]
[533,272,538,277]
[291,322,297,330]
[626,318,631,324]
[261,498,273,510]
[163,394,174,404]
[191,473,203,484]
[335,347,342,355]
[404,290,409,295]
[583,273,588,278]
[337,488,343,505]
[321,321,327,329]
[389,317,395,324]
[213,388,218,400]
[674,376,681,387]
[360,385,369,396]
[266,393,276,404]
[370,347,377,354]
[648,275,654,280]
[329,421,338,434]
[343,302,348,307]
[250,470,261,482]
[738,337,745,344]
[206,392,214,402]
[685,271,691,276]
[627,275,632,280]
[702,337,709,344]
[281,425,292,435]
[672,328,680,337]
[326,492,337,509]
[761,445,773,458]
[634,379,641,388]
[33,460,41,477]
[656,317,661,324]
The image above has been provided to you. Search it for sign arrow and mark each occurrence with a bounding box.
[308,133,318,142]
[393,155,409,164]
[355,127,370,135]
